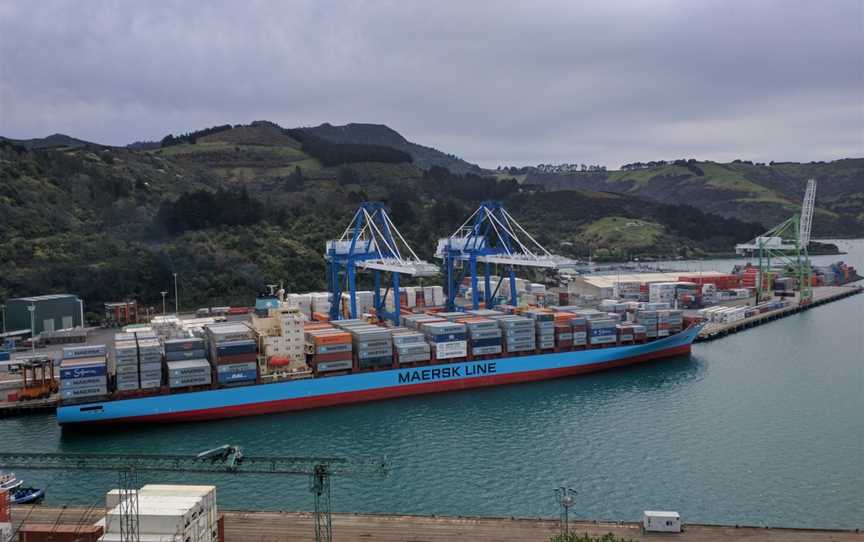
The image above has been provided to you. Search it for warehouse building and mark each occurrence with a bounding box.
[567,272,726,299]
[4,294,84,335]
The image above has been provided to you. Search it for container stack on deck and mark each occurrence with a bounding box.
[206,323,258,387]
[136,334,163,390]
[113,334,139,392]
[586,316,617,346]
[60,345,108,402]
[305,324,353,374]
[523,309,554,350]
[352,325,393,369]
[460,317,502,356]
[392,329,431,364]
[422,321,467,361]
[494,315,535,353]
[165,337,210,389]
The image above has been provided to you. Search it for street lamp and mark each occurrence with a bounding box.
[27,304,36,353]
[173,273,179,315]
[555,486,577,535]
[161,291,168,315]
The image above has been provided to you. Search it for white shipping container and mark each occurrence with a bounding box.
[643,511,681,533]
[433,340,467,359]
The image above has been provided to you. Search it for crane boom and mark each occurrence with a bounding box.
[0,451,387,477]
[0,447,388,542]
[799,178,817,247]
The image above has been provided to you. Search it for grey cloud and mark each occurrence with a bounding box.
[0,0,861,168]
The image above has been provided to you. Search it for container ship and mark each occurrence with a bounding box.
[56,300,701,426]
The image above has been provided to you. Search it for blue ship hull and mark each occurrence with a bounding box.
[57,325,701,426]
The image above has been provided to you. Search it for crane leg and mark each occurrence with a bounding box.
[118,467,140,542]
[311,465,332,542]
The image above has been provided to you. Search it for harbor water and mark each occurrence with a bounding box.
[2,240,862,530]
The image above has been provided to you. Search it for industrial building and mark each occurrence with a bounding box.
[566,272,727,300]
[3,294,83,336]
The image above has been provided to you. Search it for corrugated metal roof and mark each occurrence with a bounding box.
[577,271,726,289]
[11,294,79,302]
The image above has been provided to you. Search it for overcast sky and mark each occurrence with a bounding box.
[1,0,861,168]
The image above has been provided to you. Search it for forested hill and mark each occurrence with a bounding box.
[299,123,483,175]
[520,158,864,236]
[0,121,778,313]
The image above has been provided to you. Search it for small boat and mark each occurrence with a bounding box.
[11,486,45,505]
[0,471,22,492]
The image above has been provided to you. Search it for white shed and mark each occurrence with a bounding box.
[643,510,681,533]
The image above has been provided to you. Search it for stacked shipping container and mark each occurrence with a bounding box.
[59,345,108,401]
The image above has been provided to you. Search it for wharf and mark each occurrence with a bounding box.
[695,285,862,342]
[0,396,57,417]
[11,506,864,542]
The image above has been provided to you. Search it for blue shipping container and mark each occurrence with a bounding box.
[471,337,502,348]
[428,333,468,343]
[217,369,258,384]
[590,328,617,337]
[60,364,108,380]
[216,341,257,356]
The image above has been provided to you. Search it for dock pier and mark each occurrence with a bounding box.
[696,285,862,342]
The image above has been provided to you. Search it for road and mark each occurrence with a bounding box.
[11,506,864,542]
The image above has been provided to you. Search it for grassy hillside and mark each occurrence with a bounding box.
[1,124,769,313]
[527,159,864,236]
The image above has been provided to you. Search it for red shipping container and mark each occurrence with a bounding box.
[216,353,257,364]
[218,514,225,542]
[0,489,8,522]
[19,524,103,542]
[309,352,353,363]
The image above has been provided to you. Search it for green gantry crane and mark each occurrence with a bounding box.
[735,179,817,304]
[0,446,389,542]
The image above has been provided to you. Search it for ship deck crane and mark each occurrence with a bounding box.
[435,201,576,311]
[735,178,817,304]
[326,202,438,324]
[0,446,388,542]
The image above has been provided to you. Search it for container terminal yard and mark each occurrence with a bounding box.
[1,194,862,541]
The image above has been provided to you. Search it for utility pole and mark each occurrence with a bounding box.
[172,273,179,315]
[27,304,36,353]
[160,291,168,316]
[555,486,577,536]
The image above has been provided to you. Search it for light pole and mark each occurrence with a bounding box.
[1,304,5,335]
[173,273,179,315]
[27,304,36,353]
[555,486,577,536]
[161,291,168,315]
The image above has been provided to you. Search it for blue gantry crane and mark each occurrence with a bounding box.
[325,202,438,324]
[435,201,575,311]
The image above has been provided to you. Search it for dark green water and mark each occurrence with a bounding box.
[2,241,862,529]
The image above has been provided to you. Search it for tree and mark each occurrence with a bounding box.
[285,166,305,192]
[337,166,359,185]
